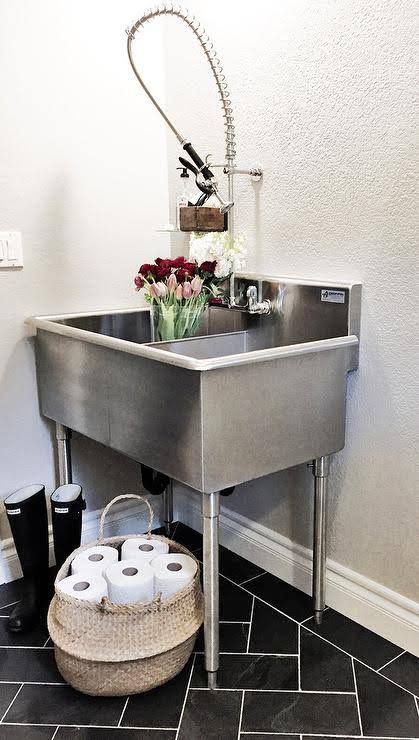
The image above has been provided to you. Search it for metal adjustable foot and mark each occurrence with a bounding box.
[311,456,330,624]
[202,492,220,690]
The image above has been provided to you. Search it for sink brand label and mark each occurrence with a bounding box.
[7,508,21,515]
[321,289,345,304]
[54,507,69,514]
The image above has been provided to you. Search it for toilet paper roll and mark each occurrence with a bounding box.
[151,554,197,600]
[105,558,155,604]
[71,545,118,577]
[57,573,108,603]
[121,536,169,563]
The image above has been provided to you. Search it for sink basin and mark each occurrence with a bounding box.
[28,274,361,493]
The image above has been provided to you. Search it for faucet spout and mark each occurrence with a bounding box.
[212,187,234,213]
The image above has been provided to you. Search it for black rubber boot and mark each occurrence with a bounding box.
[51,484,85,572]
[5,485,49,633]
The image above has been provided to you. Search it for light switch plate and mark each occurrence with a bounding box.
[0,232,23,268]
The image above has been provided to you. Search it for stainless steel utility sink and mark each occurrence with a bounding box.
[28,275,361,494]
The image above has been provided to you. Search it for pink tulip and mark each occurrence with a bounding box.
[183,281,192,299]
[167,273,178,293]
[175,284,183,300]
[149,283,160,299]
[190,276,203,296]
[156,281,168,298]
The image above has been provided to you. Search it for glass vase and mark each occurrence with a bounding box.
[150,298,208,342]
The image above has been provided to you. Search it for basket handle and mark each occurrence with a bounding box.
[98,494,154,541]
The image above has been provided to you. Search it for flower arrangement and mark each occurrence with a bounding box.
[134,233,246,342]
[134,256,221,341]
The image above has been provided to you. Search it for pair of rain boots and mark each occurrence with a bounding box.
[4,483,85,633]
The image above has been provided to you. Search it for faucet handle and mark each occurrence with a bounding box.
[246,285,258,309]
[246,285,271,315]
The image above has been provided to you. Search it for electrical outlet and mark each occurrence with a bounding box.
[0,232,23,268]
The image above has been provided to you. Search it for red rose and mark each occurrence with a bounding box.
[199,260,217,274]
[172,256,186,267]
[156,266,171,279]
[176,268,189,282]
[140,263,160,278]
[134,275,144,289]
[176,260,197,281]
[183,261,198,275]
[155,258,172,269]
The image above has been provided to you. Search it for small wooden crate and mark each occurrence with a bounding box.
[179,206,226,232]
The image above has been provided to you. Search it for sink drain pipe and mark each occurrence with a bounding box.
[140,465,235,536]
[140,464,170,497]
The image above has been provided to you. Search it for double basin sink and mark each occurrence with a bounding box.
[28,275,361,493]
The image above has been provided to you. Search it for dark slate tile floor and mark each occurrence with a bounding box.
[0,727,55,739]
[0,521,417,739]
[242,690,362,735]
[0,646,62,683]
[380,650,419,696]
[195,620,249,653]
[191,653,298,690]
[305,608,406,670]
[248,598,298,654]
[300,627,355,692]
[245,571,314,622]
[0,614,49,647]
[56,731,176,740]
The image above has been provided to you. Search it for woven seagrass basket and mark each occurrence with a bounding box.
[47,494,203,696]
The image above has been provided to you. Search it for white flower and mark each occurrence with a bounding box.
[189,231,247,277]
[214,257,230,278]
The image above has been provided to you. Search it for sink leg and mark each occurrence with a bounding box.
[163,479,174,536]
[202,491,220,690]
[311,456,330,625]
[56,423,72,486]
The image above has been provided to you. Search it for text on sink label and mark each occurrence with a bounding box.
[321,289,345,304]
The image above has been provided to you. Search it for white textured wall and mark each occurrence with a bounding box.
[165,0,418,601]
[0,1,169,538]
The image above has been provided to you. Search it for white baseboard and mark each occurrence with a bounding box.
[175,490,419,657]
[0,498,158,585]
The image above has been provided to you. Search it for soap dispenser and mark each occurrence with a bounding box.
[175,167,193,229]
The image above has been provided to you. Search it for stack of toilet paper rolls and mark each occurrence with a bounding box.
[57,536,198,605]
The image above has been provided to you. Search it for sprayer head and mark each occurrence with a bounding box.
[210,184,234,213]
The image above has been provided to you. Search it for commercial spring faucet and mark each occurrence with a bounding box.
[125,4,266,312]
[126,5,235,214]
